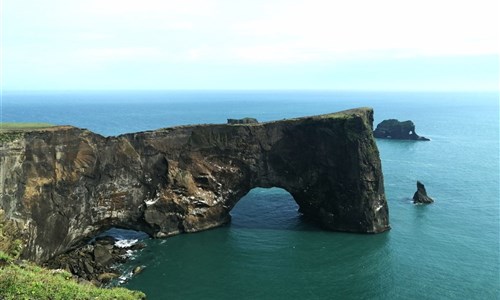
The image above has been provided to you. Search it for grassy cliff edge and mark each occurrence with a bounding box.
[0,210,145,299]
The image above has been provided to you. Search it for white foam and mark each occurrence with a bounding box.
[118,272,132,284]
[144,199,158,206]
[115,238,138,248]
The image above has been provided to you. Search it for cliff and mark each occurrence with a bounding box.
[0,108,389,263]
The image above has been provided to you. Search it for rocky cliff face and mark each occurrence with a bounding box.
[0,108,389,263]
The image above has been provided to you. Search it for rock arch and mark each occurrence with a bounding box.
[230,187,301,230]
[0,108,389,262]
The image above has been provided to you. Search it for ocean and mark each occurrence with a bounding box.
[2,91,499,299]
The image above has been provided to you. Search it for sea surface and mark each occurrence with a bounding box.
[2,91,499,299]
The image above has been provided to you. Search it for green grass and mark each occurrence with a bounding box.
[0,123,55,143]
[0,253,146,300]
[0,211,146,299]
[0,123,55,132]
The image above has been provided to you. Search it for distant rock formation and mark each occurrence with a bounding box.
[227,117,258,124]
[0,108,389,264]
[413,181,434,204]
[373,119,429,141]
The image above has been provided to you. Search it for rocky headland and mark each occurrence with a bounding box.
[373,119,429,140]
[0,107,389,270]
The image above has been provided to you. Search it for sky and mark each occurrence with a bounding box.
[1,0,499,91]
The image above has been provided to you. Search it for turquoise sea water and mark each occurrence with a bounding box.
[2,91,499,299]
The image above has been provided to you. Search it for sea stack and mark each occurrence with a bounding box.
[413,181,434,204]
[373,119,429,140]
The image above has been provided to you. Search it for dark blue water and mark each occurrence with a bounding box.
[2,91,499,299]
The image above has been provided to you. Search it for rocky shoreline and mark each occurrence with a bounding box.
[45,235,146,286]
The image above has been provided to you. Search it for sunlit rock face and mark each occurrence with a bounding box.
[0,108,389,262]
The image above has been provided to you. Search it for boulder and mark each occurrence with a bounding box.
[97,272,119,283]
[133,265,144,275]
[93,245,113,266]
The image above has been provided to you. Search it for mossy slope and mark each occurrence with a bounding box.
[0,255,145,300]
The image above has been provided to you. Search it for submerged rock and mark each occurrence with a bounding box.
[133,265,144,275]
[413,181,434,204]
[374,119,429,140]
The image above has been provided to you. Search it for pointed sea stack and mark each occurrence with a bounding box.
[413,181,434,204]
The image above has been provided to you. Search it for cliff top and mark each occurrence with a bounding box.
[0,123,56,132]
[0,107,373,137]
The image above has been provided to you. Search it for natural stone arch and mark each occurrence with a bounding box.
[229,187,301,230]
[0,108,389,263]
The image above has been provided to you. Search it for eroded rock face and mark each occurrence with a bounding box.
[374,119,429,141]
[0,108,389,263]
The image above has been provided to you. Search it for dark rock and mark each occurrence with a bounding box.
[413,181,434,204]
[374,119,429,141]
[45,237,147,284]
[130,242,147,250]
[227,117,258,124]
[93,245,112,266]
[94,235,117,246]
[83,260,94,274]
[1,108,389,264]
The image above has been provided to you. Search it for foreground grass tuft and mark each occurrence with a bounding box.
[0,251,145,300]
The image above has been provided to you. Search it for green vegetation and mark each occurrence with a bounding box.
[0,210,24,259]
[0,252,145,300]
[0,123,55,131]
[0,123,55,143]
[0,211,146,299]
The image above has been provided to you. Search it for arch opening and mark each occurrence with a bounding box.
[229,187,319,231]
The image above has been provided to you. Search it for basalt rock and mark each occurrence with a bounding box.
[374,119,429,140]
[413,181,434,204]
[45,236,142,284]
[0,108,389,263]
[227,117,258,125]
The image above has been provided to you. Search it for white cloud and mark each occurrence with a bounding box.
[232,0,499,62]
[3,0,498,90]
[81,0,218,16]
[75,47,164,63]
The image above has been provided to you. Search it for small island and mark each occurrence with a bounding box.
[413,181,434,204]
[373,119,429,141]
